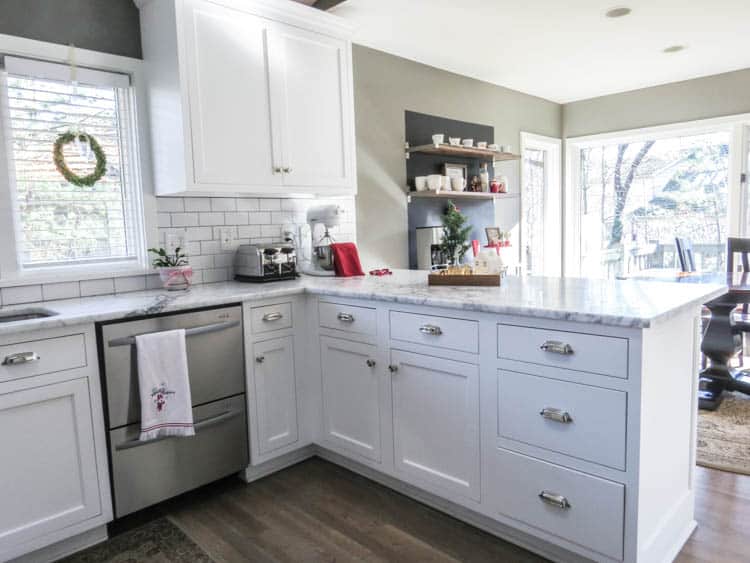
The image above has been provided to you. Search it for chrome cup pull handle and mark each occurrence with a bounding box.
[2,352,40,366]
[539,490,571,509]
[419,324,442,336]
[337,312,355,322]
[539,407,573,424]
[540,340,574,355]
[262,312,283,322]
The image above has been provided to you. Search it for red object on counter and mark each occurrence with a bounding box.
[369,268,392,276]
[330,242,365,277]
[472,239,480,257]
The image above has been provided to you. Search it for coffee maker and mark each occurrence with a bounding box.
[301,204,345,276]
[416,226,448,270]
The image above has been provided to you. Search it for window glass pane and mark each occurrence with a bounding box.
[522,147,546,275]
[578,131,729,278]
[3,72,139,268]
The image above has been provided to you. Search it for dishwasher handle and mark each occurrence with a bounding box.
[114,408,243,451]
[107,320,241,347]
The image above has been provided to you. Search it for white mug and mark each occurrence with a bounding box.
[449,137,461,146]
[477,141,487,149]
[462,138,474,147]
[427,174,442,191]
[442,175,452,190]
[415,176,427,191]
[432,134,445,146]
[451,176,465,191]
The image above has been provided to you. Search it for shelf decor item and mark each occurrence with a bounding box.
[148,247,193,290]
[440,201,472,265]
[52,132,107,187]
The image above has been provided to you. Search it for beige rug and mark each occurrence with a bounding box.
[697,392,750,475]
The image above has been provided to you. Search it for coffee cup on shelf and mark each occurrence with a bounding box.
[451,176,465,191]
[477,141,487,149]
[432,134,445,146]
[427,174,442,192]
[462,139,474,147]
[415,176,428,191]
[449,137,461,146]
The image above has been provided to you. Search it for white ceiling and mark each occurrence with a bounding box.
[330,0,750,104]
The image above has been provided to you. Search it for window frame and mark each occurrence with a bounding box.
[520,131,562,277]
[564,115,750,277]
[0,34,158,287]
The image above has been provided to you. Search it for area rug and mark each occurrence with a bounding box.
[697,391,750,475]
[59,517,212,563]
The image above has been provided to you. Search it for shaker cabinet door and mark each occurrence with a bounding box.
[390,350,480,501]
[269,23,354,189]
[320,337,382,462]
[251,336,299,456]
[0,378,102,559]
[182,0,283,188]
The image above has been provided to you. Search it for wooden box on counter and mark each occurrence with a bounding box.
[428,273,501,286]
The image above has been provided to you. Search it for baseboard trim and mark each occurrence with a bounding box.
[9,525,108,563]
[241,445,317,483]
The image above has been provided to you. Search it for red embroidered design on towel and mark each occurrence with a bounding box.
[151,383,176,412]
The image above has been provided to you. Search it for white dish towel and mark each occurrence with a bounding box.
[136,328,195,441]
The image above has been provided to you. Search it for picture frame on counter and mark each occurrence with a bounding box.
[485,227,502,245]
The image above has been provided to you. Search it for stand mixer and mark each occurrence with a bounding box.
[300,204,345,276]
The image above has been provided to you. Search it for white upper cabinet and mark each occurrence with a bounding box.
[139,0,356,196]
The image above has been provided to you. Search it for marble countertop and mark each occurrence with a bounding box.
[0,270,726,336]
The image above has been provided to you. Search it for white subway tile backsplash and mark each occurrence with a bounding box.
[211,198,237,212]
[157,198,184,212]
[237,225,262,238]
[224,212,249,225]
[80,278,115,297]
[259,198,281,211]
[248,212,271,225]
[157,213,172,228]
[3,284,43,305]
[236,198,259,211]
[261,224,282,238]
[171,213,199,227]
[201,240,221,255]
[184,198,212,212]
[114,275,147,294]
[199,212,225,226]
[189,254,214,269]
[213,254,234,268]
[186,226,213,241]
[203,268,229,283]
[42,281,81,301]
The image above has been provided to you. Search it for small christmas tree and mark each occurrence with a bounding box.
[440,201,472,264]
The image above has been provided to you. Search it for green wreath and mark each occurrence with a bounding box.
[52,132,107,187]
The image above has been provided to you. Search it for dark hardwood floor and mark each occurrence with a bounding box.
[111,458,748,562]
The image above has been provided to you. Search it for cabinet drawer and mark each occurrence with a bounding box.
[319,301,376,336]
[498,370,627,470]
[250,302,293,334]
[491,449,624,561]
[497,324,628,378]
[0,334,86,383]
[390,311,478,354]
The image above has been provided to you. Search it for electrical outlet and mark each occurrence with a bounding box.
[165,232,186,255]
[219,227,234,251]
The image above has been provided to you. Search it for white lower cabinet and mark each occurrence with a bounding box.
[0,377,103,559]
[250,336,299,456]
[390,349,480,501]
[320,337,382,462]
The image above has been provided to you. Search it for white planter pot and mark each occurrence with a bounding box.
[157,266,193,290]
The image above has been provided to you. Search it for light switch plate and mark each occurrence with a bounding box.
[219,227,234,251]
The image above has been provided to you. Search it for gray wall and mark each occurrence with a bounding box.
[563,68,750,138]
[0,0,141,59]
[352,44,562,269]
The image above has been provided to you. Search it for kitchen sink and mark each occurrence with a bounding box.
[0,308,58,323]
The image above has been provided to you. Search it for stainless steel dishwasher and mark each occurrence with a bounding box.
[98,305,248,517]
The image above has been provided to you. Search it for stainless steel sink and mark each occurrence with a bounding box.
[0,308,58,323]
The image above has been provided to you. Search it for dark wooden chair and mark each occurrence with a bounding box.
[675,237,696,272]
[726,237,750,365]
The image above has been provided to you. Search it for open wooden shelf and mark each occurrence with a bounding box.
[407,190,519,202]
[405,143,521,161]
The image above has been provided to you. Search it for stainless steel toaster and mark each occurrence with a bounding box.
[234,243,297,282]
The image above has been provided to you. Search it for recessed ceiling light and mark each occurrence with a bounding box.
[663,45,686,53]
[605,6,632,18]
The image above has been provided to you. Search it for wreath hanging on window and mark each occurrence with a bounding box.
[52,132,107,187]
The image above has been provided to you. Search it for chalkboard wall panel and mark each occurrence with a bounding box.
[405,110,495,190]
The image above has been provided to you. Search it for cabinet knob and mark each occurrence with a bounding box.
[337,312,355,322]
[388,364,398,374]
[283,166,293,173]
[262,312,283,322]
[366,359,376,368]
[255,356,265,363]
[273,167,282,174]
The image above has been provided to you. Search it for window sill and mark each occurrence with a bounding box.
[0,264,153,289]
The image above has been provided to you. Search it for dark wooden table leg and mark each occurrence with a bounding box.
[699,299,740,410]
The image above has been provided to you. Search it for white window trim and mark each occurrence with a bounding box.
[0,34,158,287]
[520,132,562,277]
[563,113,750,277]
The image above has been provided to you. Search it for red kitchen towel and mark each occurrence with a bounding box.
[330,242,365,277]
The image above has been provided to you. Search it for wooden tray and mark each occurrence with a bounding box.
[428,273,501,286]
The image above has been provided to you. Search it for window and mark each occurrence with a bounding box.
[0,56,145,275]
[520,133,561,276]
[568,129,732,278]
